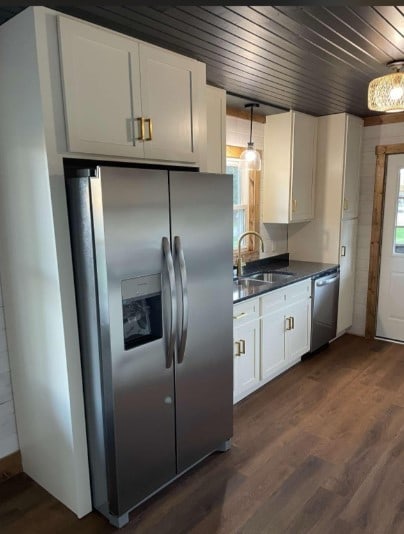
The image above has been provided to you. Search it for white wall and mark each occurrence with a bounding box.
[226,116,288,254]
[350,122,404,336]
[0,274,18,459]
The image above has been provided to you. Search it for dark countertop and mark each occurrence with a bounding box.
[233,257,339,304]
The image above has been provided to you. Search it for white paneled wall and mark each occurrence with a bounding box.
[0,275,19,458]
[350,122,404,336]
[226,116,288,254]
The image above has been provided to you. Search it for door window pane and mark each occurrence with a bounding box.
[394,170,404,253]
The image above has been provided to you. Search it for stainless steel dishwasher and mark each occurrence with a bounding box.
[310,268,340,352]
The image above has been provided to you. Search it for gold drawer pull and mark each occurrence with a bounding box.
[233,312,247,320]
[136,117,145,141]
[234,341,241,357]
[239,339,246,354]
[145,118,153,141]
[292,199,297,212]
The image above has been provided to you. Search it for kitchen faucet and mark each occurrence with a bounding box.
[237,231,265,277]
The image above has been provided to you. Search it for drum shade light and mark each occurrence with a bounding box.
[368,60,404,113]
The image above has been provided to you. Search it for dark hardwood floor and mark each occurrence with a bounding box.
[2,334,404,533]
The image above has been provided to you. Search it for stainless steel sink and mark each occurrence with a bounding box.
[247,272,295,283]
[233,278,270,290]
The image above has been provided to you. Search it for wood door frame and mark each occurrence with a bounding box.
[366,143,404,338]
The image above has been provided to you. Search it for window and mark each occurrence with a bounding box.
[394,169,404,254]
[227,157,249,249]
[226,145,260,252]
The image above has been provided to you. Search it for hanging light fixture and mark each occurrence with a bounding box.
[368,60,404,113]
[240,103,262,171]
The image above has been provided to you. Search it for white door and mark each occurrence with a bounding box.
[58,16,143,158]
[377,154,404,341]
[337,218,358,334]
[139,44,201,163]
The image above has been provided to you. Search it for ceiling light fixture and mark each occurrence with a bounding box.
[240,103,262,171]
[368,60,404,113]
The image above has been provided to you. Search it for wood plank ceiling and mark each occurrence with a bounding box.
[1,6,403,117]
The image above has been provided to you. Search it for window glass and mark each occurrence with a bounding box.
[227,157,249,249]
[394,169,404,253]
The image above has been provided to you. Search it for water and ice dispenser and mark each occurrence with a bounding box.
[121,274,162,350]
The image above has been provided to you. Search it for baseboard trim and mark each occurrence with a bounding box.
[0,451,22,482]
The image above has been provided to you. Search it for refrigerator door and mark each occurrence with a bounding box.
[170,172,233,472]
[91,167,176,515]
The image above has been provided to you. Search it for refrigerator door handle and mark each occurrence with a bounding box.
[174,236,189,364]
[162,237,177,368]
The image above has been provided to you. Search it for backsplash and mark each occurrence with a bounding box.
[0,275,19,459]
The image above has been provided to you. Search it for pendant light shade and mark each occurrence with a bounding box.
[240,103,261,171]
[368,60,404,113]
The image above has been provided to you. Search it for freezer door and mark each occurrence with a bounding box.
[91,167,176,515]
[170,171,233,473]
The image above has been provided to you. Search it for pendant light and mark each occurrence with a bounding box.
[368,60,404,113]
[240,103,262,171]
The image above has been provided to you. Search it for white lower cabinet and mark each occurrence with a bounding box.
[261,290,286,380]
[284,298,311,362]
[234,279,312,403]
[233,299,260,403]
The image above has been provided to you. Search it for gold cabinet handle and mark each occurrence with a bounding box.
[344,198,348,211]
[285,317,291,331]
[145,118,153,141]
[234,341,241,357]
[291,316,295,330]
[240,339,246,354]
[135,117,145,141]
[341,245,346,257]
[233,312,247,320]
[292,199,297,212]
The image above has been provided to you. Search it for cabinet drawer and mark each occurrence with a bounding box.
[233,298,259,325]
[284,279,311,304]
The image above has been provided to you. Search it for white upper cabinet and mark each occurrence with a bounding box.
[342,115,362,220]
[263,111,317,224]
[204,85,226,174]
[138,43,204,163]
[57,16,205,164]
[58,16,142,158]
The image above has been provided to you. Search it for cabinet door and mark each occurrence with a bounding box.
[290,112,317,222]
[337,218,358,334]
[284,298,311,362]
[234,319,260,403]
[58,16,143,158]
[261,308,286,380]
[205,86,226,173]
[139,43,203,163]
[342,115,362,220]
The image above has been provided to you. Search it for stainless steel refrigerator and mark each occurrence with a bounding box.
[65,165,233,527]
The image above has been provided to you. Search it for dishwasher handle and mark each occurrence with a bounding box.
[315,275,339,287]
